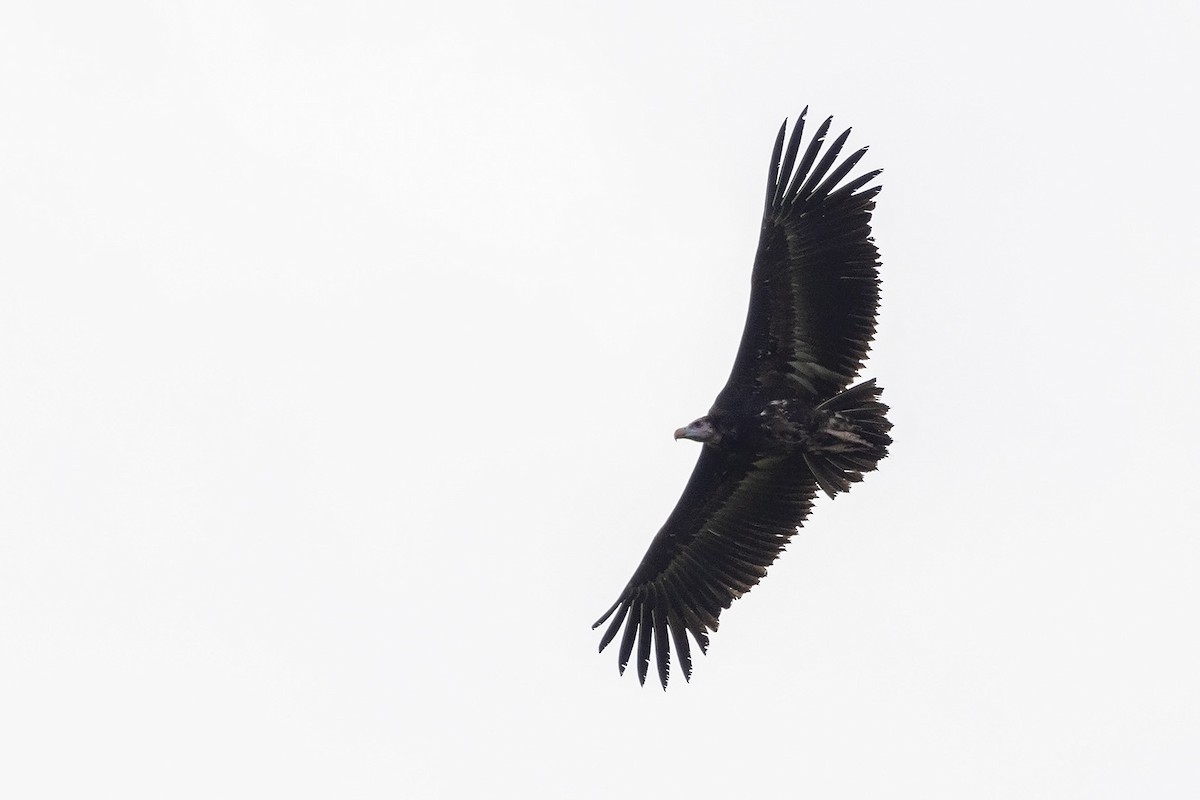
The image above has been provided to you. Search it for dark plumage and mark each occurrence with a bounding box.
[594,109,892,688]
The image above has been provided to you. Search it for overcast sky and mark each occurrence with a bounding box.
[3,2,1199,798]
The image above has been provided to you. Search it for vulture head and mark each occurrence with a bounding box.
[674,417,720,444]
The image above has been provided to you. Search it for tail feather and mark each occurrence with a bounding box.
[805,379,892,499]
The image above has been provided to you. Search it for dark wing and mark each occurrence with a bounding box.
[593,448,819,688]
[716,109,883,407]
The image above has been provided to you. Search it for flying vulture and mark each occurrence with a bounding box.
[594,109,892,688]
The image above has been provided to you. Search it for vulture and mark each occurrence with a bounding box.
[594,109,892,688]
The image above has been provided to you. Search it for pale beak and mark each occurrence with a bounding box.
[674,427,688,440]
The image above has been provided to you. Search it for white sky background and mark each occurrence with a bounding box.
[3,1,1199,797]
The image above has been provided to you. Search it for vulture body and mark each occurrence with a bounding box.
[594,109,892,688]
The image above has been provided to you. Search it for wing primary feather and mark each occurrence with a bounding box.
[764,122,788,214]
[617,601,640,675]
[811,145,868,200]
[828,171,883,201]
[592,597,623,630]
[796,127,852,200]
[636,601,654,685]
[772,109,807,208]
[596,600,630,652]
[675,581,718,624]
[653,586,671,689]
[661,569,713,647]
[667,608,693,682]
[783,115,833,204]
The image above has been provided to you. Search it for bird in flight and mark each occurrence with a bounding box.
[594,109,892,689]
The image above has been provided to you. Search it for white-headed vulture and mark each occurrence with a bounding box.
[594,109,892,689]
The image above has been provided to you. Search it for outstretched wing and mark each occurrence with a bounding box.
[717,110,883,407]
[593,448,819,688]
